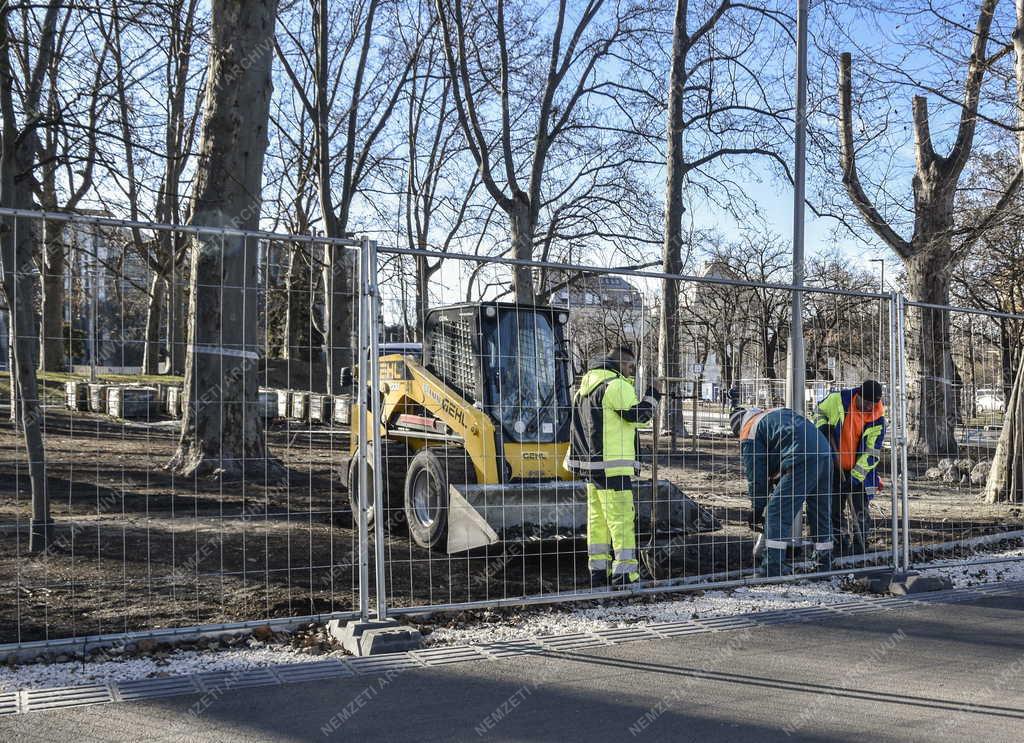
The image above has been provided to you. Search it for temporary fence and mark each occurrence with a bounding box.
[0,208,365,651]
[895,299,1024,569]
[0,208,1021,653]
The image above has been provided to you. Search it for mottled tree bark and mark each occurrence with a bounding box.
[169,0,280,479]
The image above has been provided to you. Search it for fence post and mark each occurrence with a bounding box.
[887,292,900,571]
[894,292,912,572]
[356,238,371,621]
[366,238,388,620]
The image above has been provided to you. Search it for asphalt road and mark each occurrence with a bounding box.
[3,588,1023,742]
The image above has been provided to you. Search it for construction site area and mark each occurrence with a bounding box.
[2,218,1021,648]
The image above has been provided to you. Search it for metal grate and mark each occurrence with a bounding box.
[430,315,477,399]
[116,676,200,702]
[24,684,112,712]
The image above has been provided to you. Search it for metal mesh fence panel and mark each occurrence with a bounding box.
[900,301,1024,567]
[0,210,363,648]
[369,247,899,615]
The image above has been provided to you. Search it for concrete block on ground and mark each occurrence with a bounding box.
[165,385,183,418]
[858,571,954,596]
[276,389,291,419]
[333,394,352,425]
[889,573,954,595]
[309,393,332,424]
[88,383,109,413]
[327,618,422,656]
[65,380,89,411]
[107,386,159,419]
[290,391,309,421]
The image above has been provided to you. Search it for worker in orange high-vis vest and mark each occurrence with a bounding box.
[814,380,886,554]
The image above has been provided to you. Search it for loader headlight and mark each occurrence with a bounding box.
[558,313,568,324]
[484,306,497,318]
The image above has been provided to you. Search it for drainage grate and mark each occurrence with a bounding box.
[0,692,18,715]
[536,633,609,651]
[411,646,488,667]
[747,610,802,626]
[475,639,545,659]
[116,675,200,702]
[346,654,424,675]
[24,684,112,712]
[273,660,353,684]
[827,602,882,615]
[194,668,279,693]
[647,621,707,638]
[593,627,660,644]
[692,616,758,631]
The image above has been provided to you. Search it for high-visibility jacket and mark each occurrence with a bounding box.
[566,364,656,479]
[814,389,886,493]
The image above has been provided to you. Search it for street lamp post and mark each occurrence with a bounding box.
[787,0,809,412]
[869,258,885,376]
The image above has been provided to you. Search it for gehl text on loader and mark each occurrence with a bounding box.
[341,301,719,578]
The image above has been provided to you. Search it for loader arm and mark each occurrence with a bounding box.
[351,354,502,484]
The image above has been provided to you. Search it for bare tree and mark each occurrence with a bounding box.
[169,0,279,479]
[983,0,1024,502]
[837,0,1021,455]
[658,0,791,432]
[276,0,421,393]
[435,0,645,301]
[0,0,62,551]
[37,7,109,371]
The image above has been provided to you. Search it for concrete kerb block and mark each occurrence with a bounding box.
[327,619,423,656]
[858,571,954,596]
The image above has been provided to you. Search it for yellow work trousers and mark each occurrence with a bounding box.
[586,483,639,581]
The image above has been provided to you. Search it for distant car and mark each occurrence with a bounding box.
[975,388,1004,413]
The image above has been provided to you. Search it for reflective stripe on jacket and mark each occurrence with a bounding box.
[566,366,656,478]
[814,389,886,490]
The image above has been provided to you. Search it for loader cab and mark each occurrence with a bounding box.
[423,303,572,448]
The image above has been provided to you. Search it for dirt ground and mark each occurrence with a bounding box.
[1,409,1021,644]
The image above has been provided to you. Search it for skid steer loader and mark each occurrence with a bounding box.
[340,301,718,568]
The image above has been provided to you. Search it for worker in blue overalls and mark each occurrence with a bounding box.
[731,407,833,577]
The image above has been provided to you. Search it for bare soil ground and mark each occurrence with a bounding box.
[1,410,1021,644]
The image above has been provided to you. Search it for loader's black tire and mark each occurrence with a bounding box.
[345,441,410,532]
[404,447,475,552]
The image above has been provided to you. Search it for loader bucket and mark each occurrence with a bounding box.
[446,479,719,554]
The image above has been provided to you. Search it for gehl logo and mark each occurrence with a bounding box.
[441,397,466,427]
[522,451,547,460]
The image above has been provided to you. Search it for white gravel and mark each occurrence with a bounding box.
[0,642,342,693]
[3,549,1022,693]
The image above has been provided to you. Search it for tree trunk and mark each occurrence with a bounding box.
[985,353,1024,503]
[658,0,688,436]
[323,247,354,394]
[39,217,65,371]
[142,270,164,374]
[904,236,959,455]
[169,0,280,480]
[508,202,534,302]
[168,263,186,374]
[284,242,319,363]
[415,254,430,341]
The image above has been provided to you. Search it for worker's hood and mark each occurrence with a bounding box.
[577,367,623,397]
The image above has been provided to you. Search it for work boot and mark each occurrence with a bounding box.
[811,550,833,576]
[611,573,640,590]
[757,549,791,578]
[587,570,609,589]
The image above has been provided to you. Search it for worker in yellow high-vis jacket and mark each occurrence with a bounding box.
[566,345,659,588]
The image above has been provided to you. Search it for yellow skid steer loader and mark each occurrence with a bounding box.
[340,302,718,564]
